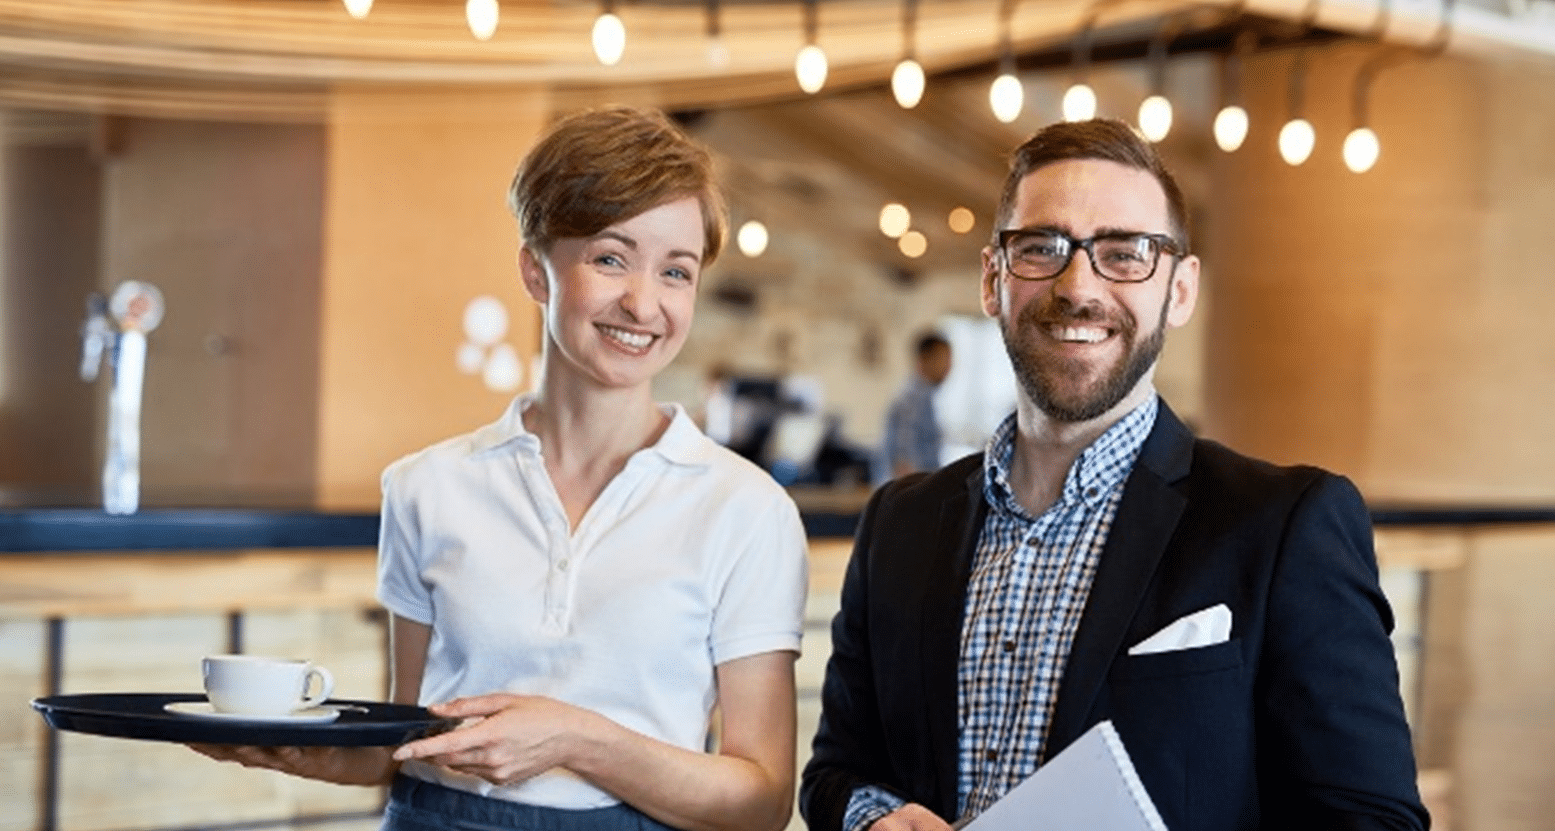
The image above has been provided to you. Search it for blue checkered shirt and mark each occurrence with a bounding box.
[843,396,1157,831]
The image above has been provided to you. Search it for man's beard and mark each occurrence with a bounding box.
[1001,290,1169,423]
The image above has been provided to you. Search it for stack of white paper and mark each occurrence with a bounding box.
[959,721,1167,831]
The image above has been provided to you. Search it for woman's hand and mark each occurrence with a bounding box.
[188,744,396,787]
[391,693,600,786]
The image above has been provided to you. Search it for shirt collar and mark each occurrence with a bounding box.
[468,394,717,469]
[983,395,1159,520]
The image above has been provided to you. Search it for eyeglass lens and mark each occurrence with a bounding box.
[1003,231,1165,283]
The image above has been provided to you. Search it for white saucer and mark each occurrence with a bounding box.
[163,701,341,724]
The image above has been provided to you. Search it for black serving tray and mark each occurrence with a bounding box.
[33,692,456,747]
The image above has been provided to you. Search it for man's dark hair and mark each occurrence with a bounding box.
[916,332,950,359]
[993,118,1191,251]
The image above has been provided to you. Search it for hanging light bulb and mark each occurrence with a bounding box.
[879,203,911,238]
[1278,118,1315,166]
[705,0,729,68]
[737,221,769,257]
[948,207,976,234]
[1213,106,1249,153]
[1138,95,1173,142]
[988,3,1022,123]
[342,0,373,19]
[1061,22,1095,122]
[1342,127,1380,173]
[893,60,926,110]
[892,0,925,108]
[795,0,828,94]
[466,0,499,40]
[1136,16,1177,142]
[1213,31,1255,153]
[990,72,1024,124]
[898,230,928,258]
[1278,47,1314,166]
[592,2,626,65]
[1061,83,1095,122]
[796,45,828,94]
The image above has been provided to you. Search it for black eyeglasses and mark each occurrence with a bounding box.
[996,229,1184,283]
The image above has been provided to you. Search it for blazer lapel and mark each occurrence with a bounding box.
[918,461,985,817]
[1042,403,1194,761]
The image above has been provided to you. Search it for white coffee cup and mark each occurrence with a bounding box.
[202,655,335,716]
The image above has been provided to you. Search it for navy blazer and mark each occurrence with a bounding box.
[800,402,1428,831]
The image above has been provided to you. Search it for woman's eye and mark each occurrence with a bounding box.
[664,266,695,283]
[593,252,627,270]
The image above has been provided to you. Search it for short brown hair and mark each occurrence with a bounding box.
[993,118,1190,251]
[508,105,727,265]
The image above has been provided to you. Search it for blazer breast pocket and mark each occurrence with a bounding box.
[1108,637,1244,681]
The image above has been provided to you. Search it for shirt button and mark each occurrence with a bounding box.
[1002,640,1016,653]
[1085,486,1098,499]
[985,749,999,762]
[556,558,570,572]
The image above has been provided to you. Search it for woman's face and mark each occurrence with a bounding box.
[521,196,705,393]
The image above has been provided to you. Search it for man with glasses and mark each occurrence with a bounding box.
[800,119,1428,831]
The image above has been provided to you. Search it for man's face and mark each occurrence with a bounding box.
[980,159,1199,424]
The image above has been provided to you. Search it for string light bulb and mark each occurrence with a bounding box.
[1278,118,1315,166]
[1278,47,1314,166]
[1061,23,1095,122]
[899,230,927,258]
[1342,127,1380,173]
[592,2,626,65]
[892,0,925,108]
[737,221,769,258]
[1136,16,1177,142]
[990,71,1024,124]
[795,0,828,94]
[879,203,911,238]
[1061,83,1096,122]
[1213,31,1255,153]
[1213,106,1249,153]
[988,0,1022,123]
[343,0,372,19]
[466,0,498,40]
[1138,96,1172,143]
[705,0,729,68]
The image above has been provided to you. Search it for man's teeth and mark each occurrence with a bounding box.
[1052,325,1108,343]
[601,325,654,349]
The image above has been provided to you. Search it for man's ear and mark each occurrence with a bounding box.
[518,247,548,304]
[980,247,1002,318]
[1166,254,1200,329]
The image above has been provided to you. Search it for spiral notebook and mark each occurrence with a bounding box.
[959,720,1168,831]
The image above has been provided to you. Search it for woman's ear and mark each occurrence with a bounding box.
[518,247,548,304]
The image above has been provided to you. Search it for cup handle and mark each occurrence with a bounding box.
[300,665,335,710]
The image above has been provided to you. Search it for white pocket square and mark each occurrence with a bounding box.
[1127,604,1232,656]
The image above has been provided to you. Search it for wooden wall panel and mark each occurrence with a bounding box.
[314,86,546,510]
[1205,46,1555,504]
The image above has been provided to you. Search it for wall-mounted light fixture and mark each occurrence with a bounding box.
[343,0,372,19]
[795,0,828,93]
[892,0,926,108]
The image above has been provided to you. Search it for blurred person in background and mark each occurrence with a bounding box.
[878,331,952,484]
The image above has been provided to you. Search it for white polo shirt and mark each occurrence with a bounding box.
[377,396,809,809]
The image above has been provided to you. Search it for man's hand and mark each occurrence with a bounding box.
[870,803,957,831]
